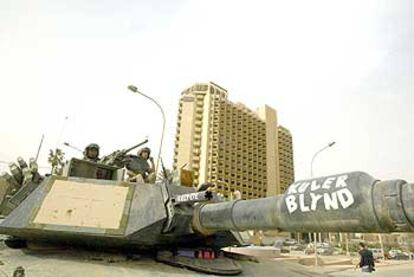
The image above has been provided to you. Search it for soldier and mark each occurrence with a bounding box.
[83,143,100,163]
[125,147,155,183]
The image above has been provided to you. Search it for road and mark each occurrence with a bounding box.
[0,246,327,277]
[327,261,414,276]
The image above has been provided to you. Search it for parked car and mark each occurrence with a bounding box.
[369,248,384,260]
[273,240,284,248]
[317,246,334,256]
[388,249,403,259]
[389,251,410,260]
[304,243,334,255]
[318,242,330,248]
[290,243,306,251]
[283,239,298,246]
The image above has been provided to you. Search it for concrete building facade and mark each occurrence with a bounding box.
[278,126,295,194]
[173,82,294,199]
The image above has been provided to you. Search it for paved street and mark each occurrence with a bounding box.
[326,261,414,276]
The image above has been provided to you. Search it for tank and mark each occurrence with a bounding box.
[0,156,413,275]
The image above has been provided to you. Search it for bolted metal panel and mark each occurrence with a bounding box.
[402,183,414,229]
[372,180,414,232]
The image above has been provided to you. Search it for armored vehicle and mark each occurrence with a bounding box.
[0,151,413,275]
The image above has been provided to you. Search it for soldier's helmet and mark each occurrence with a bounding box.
[84,143,100,157]
[137,147,151,157]
[85,143,100,151]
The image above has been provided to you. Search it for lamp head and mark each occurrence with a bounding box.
[128,85,139,93]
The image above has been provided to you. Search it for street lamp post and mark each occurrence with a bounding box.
[311,141,336,178]
[128,85,166,176]
[310,141,336,266]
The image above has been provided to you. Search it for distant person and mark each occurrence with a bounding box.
[125,147,156,183]
[83,143,100,163]
[355,242,375,273]
[232,190,242,200]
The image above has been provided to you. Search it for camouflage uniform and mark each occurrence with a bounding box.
[125,147,155,183]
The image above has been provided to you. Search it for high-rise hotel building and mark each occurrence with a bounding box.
[173,82,294,199]
[278,126,295,193]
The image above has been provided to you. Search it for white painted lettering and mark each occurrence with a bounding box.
[287,182,302,194]
[310,193,323,211]
[286,177,355,214]
[298,182,310,193]
[310,180,321,191]
[285,195,298,213]
[323,192,339,210]
[322,177,336,189]
[335,175,348,188]
[337,188,355,208]
[299,194,310,212]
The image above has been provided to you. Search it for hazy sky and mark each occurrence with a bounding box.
[0,0,413,181]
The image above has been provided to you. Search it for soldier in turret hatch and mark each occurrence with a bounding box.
[125,147,155,183]
[83,143,100,163]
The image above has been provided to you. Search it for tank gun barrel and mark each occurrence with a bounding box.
[193,172,414,234]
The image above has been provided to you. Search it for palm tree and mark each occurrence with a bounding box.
[48,148,65,175]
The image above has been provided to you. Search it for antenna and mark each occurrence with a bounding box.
[35,134,45,162]
[63,142,83,153]
[56,116,69,148]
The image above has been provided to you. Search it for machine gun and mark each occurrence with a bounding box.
[100,138,148,168]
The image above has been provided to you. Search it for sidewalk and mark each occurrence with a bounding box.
[325,261,414,276]
[277,252,414,276]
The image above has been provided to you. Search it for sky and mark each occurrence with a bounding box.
[0,0,413,182]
